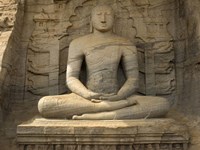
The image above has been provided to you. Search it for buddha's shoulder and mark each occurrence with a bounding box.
[111,35,134,45]
[70,34,93,45]
[70,34,135,47]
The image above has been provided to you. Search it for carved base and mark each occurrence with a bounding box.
[17,118,189,150]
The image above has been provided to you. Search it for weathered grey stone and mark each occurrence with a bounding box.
[37,5,170,120]
[22,0,175,99]
[2,0,200,149]
[17,118,189,150]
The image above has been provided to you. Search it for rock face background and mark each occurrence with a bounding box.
[0,0,199,149]
[175,0,200,116]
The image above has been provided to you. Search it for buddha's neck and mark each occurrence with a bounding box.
[93,29,113,37]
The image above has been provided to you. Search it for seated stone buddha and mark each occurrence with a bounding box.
[38,5,170,120]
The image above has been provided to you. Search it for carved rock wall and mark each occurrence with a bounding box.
[0,0,176,150]
[175,0,200,116]
[0,0,26,150]
[4,0,200,150]
[0,0,19,117]
[24,0,175,106]
[173,0,200,149]
[0,0,25,122]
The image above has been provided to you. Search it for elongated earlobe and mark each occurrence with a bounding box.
[112,25,116,33]
[90,21,93,33]
[112,15,116,33]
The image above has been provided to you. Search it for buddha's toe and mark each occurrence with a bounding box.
[72,115,82,120]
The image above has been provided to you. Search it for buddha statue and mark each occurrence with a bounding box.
[38,5,170,120]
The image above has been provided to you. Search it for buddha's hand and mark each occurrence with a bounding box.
[91,99,102,103]
[85,91,102,100]
[100,93,123,101]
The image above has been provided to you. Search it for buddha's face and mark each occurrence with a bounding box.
[91,5,114,32]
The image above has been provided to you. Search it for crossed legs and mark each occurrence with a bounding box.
[73,95,170,120]
[38,93,170,119]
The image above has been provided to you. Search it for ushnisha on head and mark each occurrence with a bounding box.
[91,5,115,32]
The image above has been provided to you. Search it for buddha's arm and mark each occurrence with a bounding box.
[117,45,138,98]
[100,45,138,101]
[67,41,101,100]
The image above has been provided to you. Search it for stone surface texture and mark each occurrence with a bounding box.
[175,0,200,116]
[37,5,170,120]
[0,0,198,149]
[174,1,200,148]
[17,118,189,150]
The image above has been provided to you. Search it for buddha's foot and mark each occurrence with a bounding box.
[72,111,116,120]
[72,98,138,120]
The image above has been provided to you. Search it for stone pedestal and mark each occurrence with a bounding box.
[17,118,189,150]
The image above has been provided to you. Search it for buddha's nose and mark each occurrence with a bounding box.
[101,15,106,23]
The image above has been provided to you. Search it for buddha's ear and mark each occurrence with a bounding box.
[89,16,93,33]
[112,15,116,33]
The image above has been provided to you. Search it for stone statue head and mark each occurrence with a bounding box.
[90,5,114,33]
